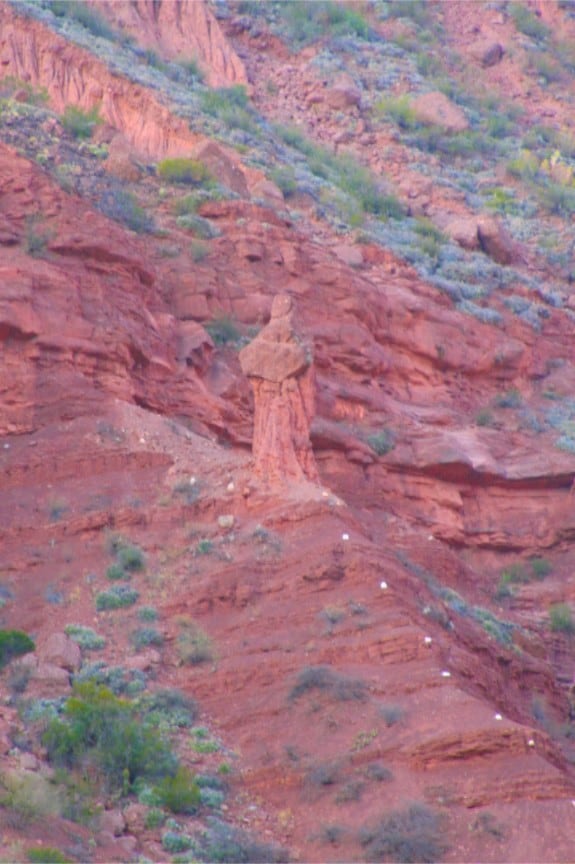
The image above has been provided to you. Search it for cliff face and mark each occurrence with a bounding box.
[3,1,575,862]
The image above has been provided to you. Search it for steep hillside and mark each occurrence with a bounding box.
[2,1,575,862]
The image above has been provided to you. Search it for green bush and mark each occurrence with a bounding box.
[106,563,128,582]
[117,544,145,572]
[95,585,139,611]
[139,688,197,728]
[530,557,552,579]
[26,848,70,864]
[375,95,419,130]
[549,603,575,634]
[138,606,158,622]
[201,86,259,134]
[289,665,368,702]
[131,627,164,650]
[0,630,35,670]
[205,316,241,346]
[97,186,154,233]
[64,625,106,651]
[61,104,102,140]
[161,830,194,853]
[509,2,550,40]
[367,430,394,456]
[359,803,445,863]
[176,621,215,665]
[157,158,213,186]
[277,1,370,48]
[48,1,116,39]
[43,681,177,792]
[154,766,201,814]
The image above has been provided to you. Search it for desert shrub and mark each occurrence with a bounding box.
[306,759,342,789]
[24,217,53,259]
[0,630,35,670]
[201,85,259,134]
[95,585,139,611]
[48,1,116,39]
[530,557,552,578]
[191,239,209,262]
[97,186,154,233]
[191,727,219,753]
[106,563,128,581]
[26,848,70,864]
[379,704,405,727]
[161,830,194,853]
[365,762,393,783]
[507,150,539,180]
[43,681,176,792]
[64,625,106,651]
[375,95,419,130]
[199,818,288,863]
[176,213,219,238]
[360,803,445,863]
[494,388,522,408]
[368,429,394,456]
[157,158,213,185]
[270,166,298,198]
[549,603,575,634]
[289,665,368,702]
[537,182,575,217]
[145,807,165,828]
[73,661,146,696]
[138,605,158,622]
[176,620,215,665]
[139,688,197,728]
[61,104,102,140]
[154,765,201,814]
[117,543,145,572]
[131,627,164,650]
[205,315,241,346]
[508,2,550,41]
[277,0,370,47]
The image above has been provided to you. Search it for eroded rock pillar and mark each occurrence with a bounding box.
[239,294,319,484]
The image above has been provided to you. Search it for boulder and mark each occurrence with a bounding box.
[477,215,523,265]
[325,73,362,110]
[411,91,469,133]
[470,40,504,67]
[41,632,81,672]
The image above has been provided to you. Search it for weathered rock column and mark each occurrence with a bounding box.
[239,294,319,484]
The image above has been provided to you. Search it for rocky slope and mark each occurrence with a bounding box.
[2,1,575,862]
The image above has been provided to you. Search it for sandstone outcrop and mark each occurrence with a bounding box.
[239,295,319,484]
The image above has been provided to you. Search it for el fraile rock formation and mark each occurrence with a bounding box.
[6,0,575,862]
[239,294,319,484]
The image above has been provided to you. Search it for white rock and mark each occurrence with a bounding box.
[441,670,451,678]
[227,482,235,492]
[342,533,349,541]
[424,636,432,645]
[218,514,235,529]
[380,581,388,590]
[494,713,503,721]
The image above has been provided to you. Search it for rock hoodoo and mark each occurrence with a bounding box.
[239,294,319,484]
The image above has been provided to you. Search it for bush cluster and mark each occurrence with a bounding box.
[42,681,178,793]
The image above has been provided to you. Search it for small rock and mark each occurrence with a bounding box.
[218,514,235,529]
[123,803,148,833]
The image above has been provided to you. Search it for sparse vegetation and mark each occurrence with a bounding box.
[359,802,446,863]
[368,429,395,456]
[176,618,215,665]
[205,315,241,346]
[64,625,106,651]
[0,630,35,670]
[61,104,102,140]
[26,847,70,863]
[549,603,575,634]
[95,585,139,611]
[289,665,368,703]
[131,626,164,650]
[43,681,177,793]
[157,158,213,186]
